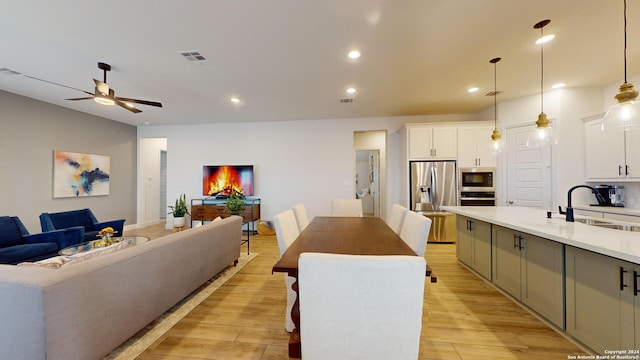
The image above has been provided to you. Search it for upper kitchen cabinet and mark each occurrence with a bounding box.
[408,126,457,160]
[585,117,640,180]
[457,126,496,168]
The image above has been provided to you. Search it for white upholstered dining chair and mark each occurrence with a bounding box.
[331,198,363,217]
[292,203,310,232]
[298,253,426,360]
[387,204,409,234]
[272,209,301,332]
[399,210,432,257]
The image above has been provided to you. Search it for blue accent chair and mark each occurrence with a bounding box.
[0,216,83,265]
[39,208,125,242]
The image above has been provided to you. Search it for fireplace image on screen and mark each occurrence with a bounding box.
[203,165,254,197]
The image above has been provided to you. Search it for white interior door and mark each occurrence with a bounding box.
[506,124,552,209]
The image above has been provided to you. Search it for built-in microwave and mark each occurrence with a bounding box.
[458,167,496,191]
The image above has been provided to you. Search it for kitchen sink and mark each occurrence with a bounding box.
[575,218,640,232]
[574,219,614,225]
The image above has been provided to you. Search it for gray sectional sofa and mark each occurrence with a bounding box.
[0,215,242,360]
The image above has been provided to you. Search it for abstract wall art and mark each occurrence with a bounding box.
[53,150,111,198]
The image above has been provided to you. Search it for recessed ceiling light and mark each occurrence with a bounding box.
[229,97,240,104]
[552,82,566,89]
[535,34,555,45]
[348,50,361,60]
[468,87,480,93]
[346,87,357,94]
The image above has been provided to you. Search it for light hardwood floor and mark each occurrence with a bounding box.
[123,223,590,360]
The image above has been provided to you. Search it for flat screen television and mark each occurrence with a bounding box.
[202,165,254,197]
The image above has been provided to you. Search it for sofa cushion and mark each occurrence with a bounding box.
[0,243,58,264]
[50,210,93,232]
[0,217,23,248]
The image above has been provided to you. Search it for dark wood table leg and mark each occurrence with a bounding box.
[288,276,302,358]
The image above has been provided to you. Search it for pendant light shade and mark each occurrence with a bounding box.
[527,19,556,147]
[602,0,640,131]
[489,57,504,154]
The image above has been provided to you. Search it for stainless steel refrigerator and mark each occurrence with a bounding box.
[409,160,457,243]
[409,160,457,212]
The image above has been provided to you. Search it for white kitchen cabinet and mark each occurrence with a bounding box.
[585,117,640,180]
[457,126,496,167]
[456,215,491,280]
[492,225,564,328]
[566,246,636,353]
[408,126,457,159]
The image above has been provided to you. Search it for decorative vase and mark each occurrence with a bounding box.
[173,216,186,227]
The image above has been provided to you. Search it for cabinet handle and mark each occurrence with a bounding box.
[619,165,623,176]
[634,271,639,296]
[517,235,524,250]
[508,201,514,205]
[626,165,630,176]
[620,267,629,291]
[513,234,518,249]
[477,158,481,166]
[433,149,437,157]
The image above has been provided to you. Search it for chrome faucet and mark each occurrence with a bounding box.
[562,185,604,222]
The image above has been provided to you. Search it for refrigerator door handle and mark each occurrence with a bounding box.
[430,165,438,210]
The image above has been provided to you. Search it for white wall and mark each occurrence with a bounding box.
[138,114,477,226]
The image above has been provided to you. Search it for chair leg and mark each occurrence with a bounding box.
[425,265,437,283]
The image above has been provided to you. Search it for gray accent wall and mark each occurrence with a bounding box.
[0,90,137,232]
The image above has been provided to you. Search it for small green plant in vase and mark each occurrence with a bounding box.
[168,193,190,227]
[225,192,246,216]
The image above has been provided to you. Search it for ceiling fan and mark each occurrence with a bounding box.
[26,62,163,113]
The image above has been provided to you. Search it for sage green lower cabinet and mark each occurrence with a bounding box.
[456,215,492,280]
[492,225,564,328]
[565,246,636,353]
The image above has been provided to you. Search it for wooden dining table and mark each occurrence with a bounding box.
[272,216,418,358]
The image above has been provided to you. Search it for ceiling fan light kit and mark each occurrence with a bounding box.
[602,0,640,131]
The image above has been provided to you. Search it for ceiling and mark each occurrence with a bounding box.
[1,1,639,126]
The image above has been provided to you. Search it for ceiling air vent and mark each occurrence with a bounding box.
[340,98,354,103]
[178,50,207,64]
[485,91,502,96]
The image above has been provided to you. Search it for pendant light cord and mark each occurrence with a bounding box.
[494,61,498,127]
[540,25,545,113]
[624,0,628,82]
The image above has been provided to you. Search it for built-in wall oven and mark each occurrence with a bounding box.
[458,167,496,206]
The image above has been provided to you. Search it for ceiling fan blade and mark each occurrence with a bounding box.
[116,97,163,108]
[65,97,95,101]
[24,75,93,95]
[115,99,142,113]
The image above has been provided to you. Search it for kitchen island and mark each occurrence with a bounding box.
[442,205,640,355]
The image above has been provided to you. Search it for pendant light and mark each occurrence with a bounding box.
[602,0,640,131]
[527,19,556,147]
[489,57,503,154]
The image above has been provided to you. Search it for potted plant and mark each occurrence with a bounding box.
[168,193,190,227]
[225,191,246,216]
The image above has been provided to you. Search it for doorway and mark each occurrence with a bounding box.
[354,131,386,219]
[355,150,380,217]
[505,124,553,209]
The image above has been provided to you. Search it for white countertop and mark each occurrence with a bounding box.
[441,206,640,264]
